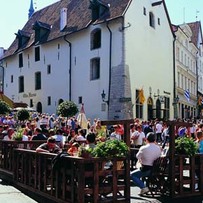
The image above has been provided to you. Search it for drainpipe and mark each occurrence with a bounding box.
[64,35,72,101]
[196,51,199,118]
[106,22,112,116]
[0,63,4,93]
[173,36,177,119]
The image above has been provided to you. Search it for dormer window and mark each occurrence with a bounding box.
[33,21,51,44]
[91,28,101,50]
[89,0,110,22]
[15,30,30,49]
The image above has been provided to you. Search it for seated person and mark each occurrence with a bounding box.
[85,132,96,149]
[130,132,161,195]
[67,142,79,156]
[36,136,61,154]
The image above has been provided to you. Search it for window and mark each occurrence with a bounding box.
[35,46,40,61]
[143,7,146,15]
[158,18,160,25]
[164,97,170,120]
[149,12,155,28]
[19,53,23,68]
[90,58,100,80]
[78,96,82,104]
[19,76,24,93]
[176,47,180,60]
[91,29,101,50]
[11,75,13,83]
[48,96,51,105]
[47,64,51,74]
[135,89,143,119]
[35,72,41,90]
[30,99,33,107]
[177,72,180,87]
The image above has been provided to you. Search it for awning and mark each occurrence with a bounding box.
[0,92,14,108]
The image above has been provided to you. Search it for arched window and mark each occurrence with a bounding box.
[90,28,101,50]
[147,97,153,120]
[156,99,161,119]
[36,102,42,113]
[149,12,155,28]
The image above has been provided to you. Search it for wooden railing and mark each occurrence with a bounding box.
[0,120,203,201]
[0,140,45,173]
[171,154,203,198]
[13,149,130,203]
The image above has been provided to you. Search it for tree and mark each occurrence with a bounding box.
[0,100,11,115]
[57,101,78,117]
[17,109,30,122]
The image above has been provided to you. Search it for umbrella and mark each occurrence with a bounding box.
[77,103,88,129]
[13,107,36,112]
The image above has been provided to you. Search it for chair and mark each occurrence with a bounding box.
[144,156,169,197]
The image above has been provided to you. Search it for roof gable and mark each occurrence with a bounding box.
[3,0,130,58]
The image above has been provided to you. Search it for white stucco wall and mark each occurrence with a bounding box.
[124,0,174,120]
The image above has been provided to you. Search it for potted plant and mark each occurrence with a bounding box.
[13,128,24,141]
[91,139,129,158]
[78,146,93,158]
[175,136,198,157]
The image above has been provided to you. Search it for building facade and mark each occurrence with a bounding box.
[0,0,177,121]
[173,21,203,120]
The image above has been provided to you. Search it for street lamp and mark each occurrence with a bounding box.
[101,90,109,105]
[173,95,179,119]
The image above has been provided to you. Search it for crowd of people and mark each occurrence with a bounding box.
[1,113,203,195]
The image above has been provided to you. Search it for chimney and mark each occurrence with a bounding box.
[0,47,4,58]
[60,8,67,31]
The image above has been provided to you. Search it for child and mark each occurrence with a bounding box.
[196,131,203,154]
[67,142,79,156]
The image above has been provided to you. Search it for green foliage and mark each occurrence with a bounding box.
[78,146,93,158]
[13,128,24,141]
[91,139,129,158]
[17,109,30,121]
[0,100,11,115]
[175,136,198,157]
[57,101,78,117]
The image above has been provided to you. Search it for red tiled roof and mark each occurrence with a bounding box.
[187,21,201,46]
[3,0,131,58]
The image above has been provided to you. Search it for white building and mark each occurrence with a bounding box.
[173,21,203,119]
[187,22,203,118]
[0,0,174,121]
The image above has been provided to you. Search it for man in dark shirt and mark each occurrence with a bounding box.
[31,128,47,140]
[36,136,61,154]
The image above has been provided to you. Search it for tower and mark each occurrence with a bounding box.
[28,0,35,19]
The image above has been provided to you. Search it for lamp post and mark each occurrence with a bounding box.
[101,90,109,105]
[173,95,179,119]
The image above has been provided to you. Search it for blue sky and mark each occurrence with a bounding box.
[0,0,202,49]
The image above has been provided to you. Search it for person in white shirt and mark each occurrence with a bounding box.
[130,132,161,195]
[3,128,14,141]
[155,121,163,143]
[54,129,64,148]
[110,125,122,140]
[131,125,145,148]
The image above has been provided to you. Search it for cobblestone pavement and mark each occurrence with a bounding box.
[0,179,202,203]
[130,185,203,203]
[0,179,37,203]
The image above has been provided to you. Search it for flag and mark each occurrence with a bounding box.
[184,89,190,101]
[198,96,203,106]
[139,88,145,104]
